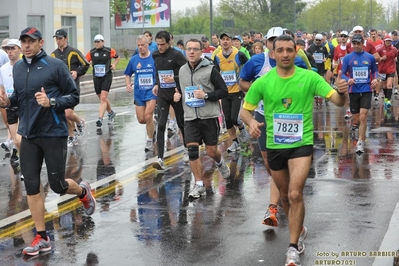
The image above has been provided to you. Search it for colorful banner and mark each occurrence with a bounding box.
[115,0,170,29]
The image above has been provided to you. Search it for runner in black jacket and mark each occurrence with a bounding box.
[51,29,90,147]
[0,27,96,256]
[151,30,187,170]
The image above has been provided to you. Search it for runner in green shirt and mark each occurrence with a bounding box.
[240,35,348,266]
[232,35,251,59]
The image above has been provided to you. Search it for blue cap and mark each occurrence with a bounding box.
[232,35,243,43]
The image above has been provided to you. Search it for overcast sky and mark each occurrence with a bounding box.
[170,0,395,13]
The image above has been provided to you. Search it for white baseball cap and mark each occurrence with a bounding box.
[315,34,323,40]
[340,31,349,36]
[93,34,104,41]
[266,27,283,40]
[4,39,21,48]
[353,25,364,32]
[1,38,9,48]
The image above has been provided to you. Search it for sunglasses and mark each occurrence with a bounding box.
[94,40,101,43]
[315,39,322,41]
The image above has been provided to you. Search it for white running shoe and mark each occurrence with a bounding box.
[285,247,301,266]
[188,184,206,199]
[297,226,308,254]
[227,141,240,152]
[356,140,364,153]
[144,140,154,152]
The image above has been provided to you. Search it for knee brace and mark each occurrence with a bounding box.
[187,145,199,161]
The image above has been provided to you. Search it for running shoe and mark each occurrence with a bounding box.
[350,124,358,131]
[344,109,352,120]
[1,139,11,152]
[144,140,153,152]
[298,226,308,254]
[262,205,279,227]
[227,141,240,152]
[374,93,379,101]
[96,119,102,128]
[217,160,230,179]
[188,184,206,199]
[285,247,301,266]
[385,100,392,109]
[76,119,85,136]
[79,181,96,215]
[152,158,165,170]
[22,235,51,256]
[108,111,116,125]
[167,120,177,135]
[67,136,78,148]
[356,140,364,153]
[395,89,399,95]
[10,149,19,163]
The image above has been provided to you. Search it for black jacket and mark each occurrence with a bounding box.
[152,47,187,101]
[51,45,90,87]
[10,50,79,139]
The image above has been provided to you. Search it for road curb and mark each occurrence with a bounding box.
[372,200,399,266]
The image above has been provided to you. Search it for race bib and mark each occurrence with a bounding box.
[273,113,303,144]
[94,64,106,77]
[185,86,205,108]
[313,53,323,64]
[158,70,176,88]
[5,87,13,97]
[353,67,368,83]
[138,74,154,90]
[221,70,237,86]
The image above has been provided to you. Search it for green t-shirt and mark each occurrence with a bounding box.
[244,66,334,149]
[239,47,251,59]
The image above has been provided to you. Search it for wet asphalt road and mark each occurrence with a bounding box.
[0,87,399,266]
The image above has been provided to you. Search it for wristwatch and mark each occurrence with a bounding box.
[204,93,208,100]
[50,98,56,107]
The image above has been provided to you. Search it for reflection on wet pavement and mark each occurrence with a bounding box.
[1,91,399,265]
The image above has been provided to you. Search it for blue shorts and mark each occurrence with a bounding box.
[134,89,157,106]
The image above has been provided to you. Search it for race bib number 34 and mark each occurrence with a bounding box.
[273,113,303,144]
[185,86,205,108]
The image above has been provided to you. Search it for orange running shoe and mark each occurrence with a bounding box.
[262,204,279,227]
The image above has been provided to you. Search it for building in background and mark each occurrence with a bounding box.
[0,0,110,53]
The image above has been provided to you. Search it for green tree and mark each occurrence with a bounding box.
[110,0,127,16]
[386,2,399,31]
[217,0,307,34]
[171,0,307,36]
[299,0,385,33]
